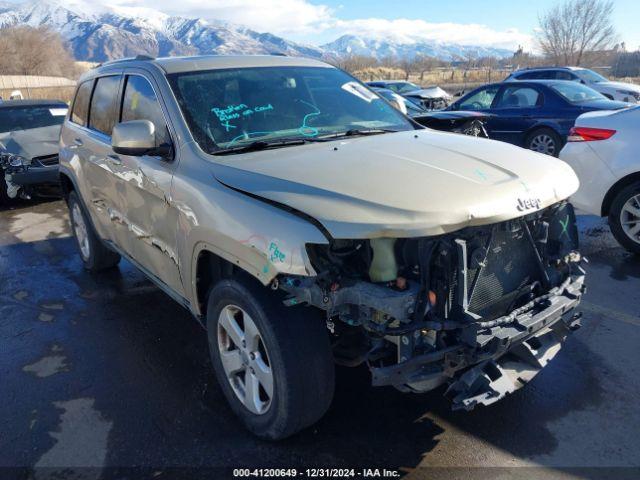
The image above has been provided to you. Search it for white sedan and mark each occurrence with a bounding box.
[560,106,640,253]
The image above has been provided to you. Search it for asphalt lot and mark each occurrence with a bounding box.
[1,198,640,480]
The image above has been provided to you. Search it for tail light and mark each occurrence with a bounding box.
[567,127,616,142]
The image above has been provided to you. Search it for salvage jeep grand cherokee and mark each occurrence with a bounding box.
[59,55,585,440]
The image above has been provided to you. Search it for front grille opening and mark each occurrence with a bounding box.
[33,154,59,167]
[466,224,543,321]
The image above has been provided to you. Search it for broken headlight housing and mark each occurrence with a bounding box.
[1,153,30,173]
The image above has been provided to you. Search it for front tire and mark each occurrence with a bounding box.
[206,276,335,440]
[526,128,562,157]
[68,191,121,271]
[609,182,640,254]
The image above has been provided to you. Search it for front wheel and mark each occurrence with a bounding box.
[206,276,335,440]
[526,128,562,157]
[609,182,640,254]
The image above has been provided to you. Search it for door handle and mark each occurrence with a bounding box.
[106,155,122,166]
[73,138,83,146]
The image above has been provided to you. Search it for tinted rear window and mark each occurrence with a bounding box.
[89,76,121,136]
[0,106,67,133]
[71,81,92,126]
[551,82,606,103]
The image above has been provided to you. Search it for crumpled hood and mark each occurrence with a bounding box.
[212,129,579,239]
[406,86,452,99]
[0,125,61,160]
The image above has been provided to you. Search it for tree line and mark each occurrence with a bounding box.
[0,26,80,78]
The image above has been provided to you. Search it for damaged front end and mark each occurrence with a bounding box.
[1,152,60,200]
[279,201,585,410]
[1,153,28,199]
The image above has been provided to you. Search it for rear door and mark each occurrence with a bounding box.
[488,85,544,145]
[62,74,131,246]
[111,71,183,296]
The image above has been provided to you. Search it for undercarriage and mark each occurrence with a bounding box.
[279,201,585,409]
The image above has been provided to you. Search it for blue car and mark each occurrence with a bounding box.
[447,80,629,156]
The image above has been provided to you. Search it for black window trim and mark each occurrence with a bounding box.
[118,72,175,161]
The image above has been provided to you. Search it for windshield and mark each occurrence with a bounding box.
[574,69,608,83]
[551,82,607,103]
[0,105,67,133]
[168,66,414,153]
[390,82,420,94]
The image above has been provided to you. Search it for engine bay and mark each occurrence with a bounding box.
[279,201,586,403]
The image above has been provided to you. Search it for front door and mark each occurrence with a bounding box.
[110,72,183,296]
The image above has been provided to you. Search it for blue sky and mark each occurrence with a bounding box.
[314,0,640,48]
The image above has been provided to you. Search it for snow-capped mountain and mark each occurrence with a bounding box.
[322,34,513,61]
[0,0,324,61]
[0,0,515,63]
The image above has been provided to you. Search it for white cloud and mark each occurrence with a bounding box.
[109,0,334,36]
[330,18,533,50]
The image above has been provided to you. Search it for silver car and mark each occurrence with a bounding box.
[1,99,68,203]
[59,55,586,440]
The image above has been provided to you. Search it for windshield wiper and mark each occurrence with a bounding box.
[318,128,400,140]
[214,137,323,155]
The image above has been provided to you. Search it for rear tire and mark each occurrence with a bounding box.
[68,191,121,271]
[609,182,640,255]
[526,128,562,157]
[206,275,335,440]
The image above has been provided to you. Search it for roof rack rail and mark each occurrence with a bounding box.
[520,65,564,70]
[96,55,156,68]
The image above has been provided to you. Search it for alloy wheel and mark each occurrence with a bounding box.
[620,194,640,244]
[217,305,274,415]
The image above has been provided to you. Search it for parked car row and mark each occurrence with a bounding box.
[370,87,490,137]
[369,66,639,158]
[447,80,629,155]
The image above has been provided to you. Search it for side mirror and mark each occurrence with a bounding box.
[112,120,170,157]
